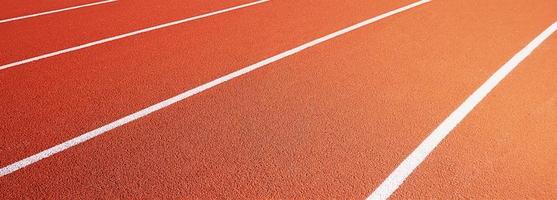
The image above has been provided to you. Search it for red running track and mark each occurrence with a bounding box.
[1,0,556,199]
[0,0,103,20]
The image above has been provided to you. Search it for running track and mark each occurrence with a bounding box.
[1,0,556,199]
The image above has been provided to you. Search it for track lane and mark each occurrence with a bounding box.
[369,20,557,200]
[0,0,101,19]
[0,0,415,168]
[2,0,556,198]
[0,0,269,71]
[391,33,557,199]
[0,0,430,177]
[0,0,259,65]
[0,0,117,24]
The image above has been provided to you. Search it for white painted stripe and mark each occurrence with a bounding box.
[368,21,557,200]
[0,0,117,24]
[0,0,269,72]
[0,0,430,177]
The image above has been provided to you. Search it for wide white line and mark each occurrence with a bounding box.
[0,0,269,72]
[368,21,557,200]
[0,0,117,24]
[0,0,430,177]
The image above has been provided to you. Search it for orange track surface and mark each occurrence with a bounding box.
[0,0,257,64]
[0,0,100,19]
[0,0,413,169]
[392,35,557,199]
[1,0,556,199]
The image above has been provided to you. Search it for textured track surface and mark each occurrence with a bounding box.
[392,34,557,199]
[1,0,556,199]
[0,0,101,19]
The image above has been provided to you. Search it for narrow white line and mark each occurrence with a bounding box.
[0,0,269,72]
[0,0,117,24]
[0,0,430,177]
[368,21,557,200]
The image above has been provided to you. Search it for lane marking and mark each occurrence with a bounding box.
[0,0,118,24]
[0,0,431,177]
[0,0,269,72]
[368,21,557,200]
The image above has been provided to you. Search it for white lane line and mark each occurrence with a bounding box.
[0,0,269,72]
[0,0,431,177]
[368,21,557,200]
[0,0,118,24]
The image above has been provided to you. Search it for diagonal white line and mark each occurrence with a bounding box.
[368,21,557,200]
[0,0,431,177]
[0,0,269,72]
[0,0,118,24]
